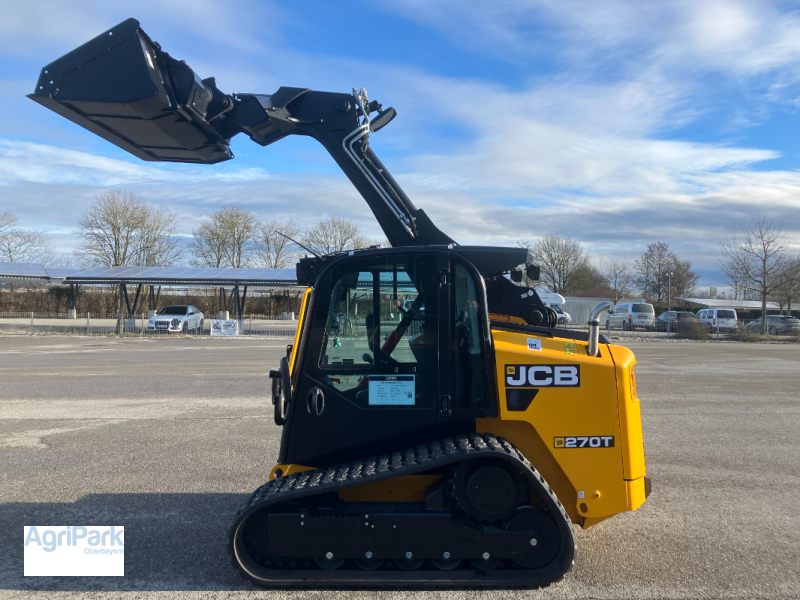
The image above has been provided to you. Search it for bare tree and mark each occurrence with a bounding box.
[0,211,53,264]
[189,205,256,268]
[670,257,700,300]
[0,229,52,263]
[0,211,15,237]
[519,236,590,296]
[74,190,182,267]
[773,256,800,314]
[134,204,184,267]
[599,257,634,303]
[189,220,227,268]
[568,263,609,296]
[634,241,698,304]
[302,217,371,255]
[254,219,301,269]
[719,215,789,332]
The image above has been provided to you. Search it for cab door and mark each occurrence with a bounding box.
[281,251,480,467]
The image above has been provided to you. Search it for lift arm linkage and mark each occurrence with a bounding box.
[28,18,452,248]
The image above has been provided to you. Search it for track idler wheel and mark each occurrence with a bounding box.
[450,459,526,524]
[505,507,560,568]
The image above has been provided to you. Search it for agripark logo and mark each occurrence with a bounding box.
[24,526,124,576]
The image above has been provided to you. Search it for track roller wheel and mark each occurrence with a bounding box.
[432,555,461,570]
[505,507,560,568]
[471,554,501,570]
[354,555,384,570]
[394,554,424,570]
[315,555,345,570]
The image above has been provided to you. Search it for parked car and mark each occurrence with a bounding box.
[148,305,204,333]
[606,302,655,331]
[697,308,737,332]
[746,315,800,335]
[655,311,700,332]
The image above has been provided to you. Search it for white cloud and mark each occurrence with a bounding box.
[0,140,277,187]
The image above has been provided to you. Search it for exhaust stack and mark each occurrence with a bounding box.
[588,302,611,357]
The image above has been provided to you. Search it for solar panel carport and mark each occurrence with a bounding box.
[60,266,301,327]
[0,261,79,283]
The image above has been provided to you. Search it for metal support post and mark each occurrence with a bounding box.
[118,282,125,335]
[87,312,90,335]
[30,311,33,335]
[68,284,76,319]
[141,313,144,337]
[667,272,672,339]
[233,285,239,321]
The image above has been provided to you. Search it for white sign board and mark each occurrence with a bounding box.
[24,525,124,576]
[211,319,238,336]
[368,375,415,405]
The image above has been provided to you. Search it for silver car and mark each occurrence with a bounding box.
[148,305,204,333]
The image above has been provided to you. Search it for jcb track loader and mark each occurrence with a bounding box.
[30,19,650,589]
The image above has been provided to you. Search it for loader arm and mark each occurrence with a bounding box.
[28,17,555,326]
[27,18,450,248]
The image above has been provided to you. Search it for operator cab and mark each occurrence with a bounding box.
[279,247,497,467]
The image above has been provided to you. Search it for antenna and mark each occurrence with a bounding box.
[276,231,321,258]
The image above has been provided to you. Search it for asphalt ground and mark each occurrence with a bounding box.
[1,336,799,599]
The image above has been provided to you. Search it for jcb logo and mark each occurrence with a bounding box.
[505,365,580,387]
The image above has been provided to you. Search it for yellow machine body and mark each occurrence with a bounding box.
[479,327,647,528]
[276,300,647,529]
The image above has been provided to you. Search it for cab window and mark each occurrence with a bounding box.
[314,254,439,408]
[451,261,487,410]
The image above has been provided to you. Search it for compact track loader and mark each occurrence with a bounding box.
[30,19,650,589]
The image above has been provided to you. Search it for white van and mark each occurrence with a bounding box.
[697,308,737,332]
[537,293,571,324]
[605,302,655,331]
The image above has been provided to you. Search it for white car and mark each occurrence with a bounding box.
[606,302,655,331]
[697,308,738,332]
[148,305,204,333]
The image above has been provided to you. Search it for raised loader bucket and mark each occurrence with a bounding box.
[28,18,236,164]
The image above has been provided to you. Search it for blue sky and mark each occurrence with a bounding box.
[2,0,800,287]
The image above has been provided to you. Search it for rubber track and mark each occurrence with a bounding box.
[228,432,577,589]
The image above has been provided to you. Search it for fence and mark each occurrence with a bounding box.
[0,311,120,319]
[0,313,298,338]
[1,311,793,341]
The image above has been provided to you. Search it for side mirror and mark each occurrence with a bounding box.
[370,107,397,133]
[510,269,523,283]
[526,265,540,281]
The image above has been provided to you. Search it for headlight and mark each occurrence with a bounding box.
[171,318,180,327]
[148,319,154,324]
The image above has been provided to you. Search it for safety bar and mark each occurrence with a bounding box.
[588,301,611,357]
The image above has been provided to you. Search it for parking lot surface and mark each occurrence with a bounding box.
[1,336,799,599]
